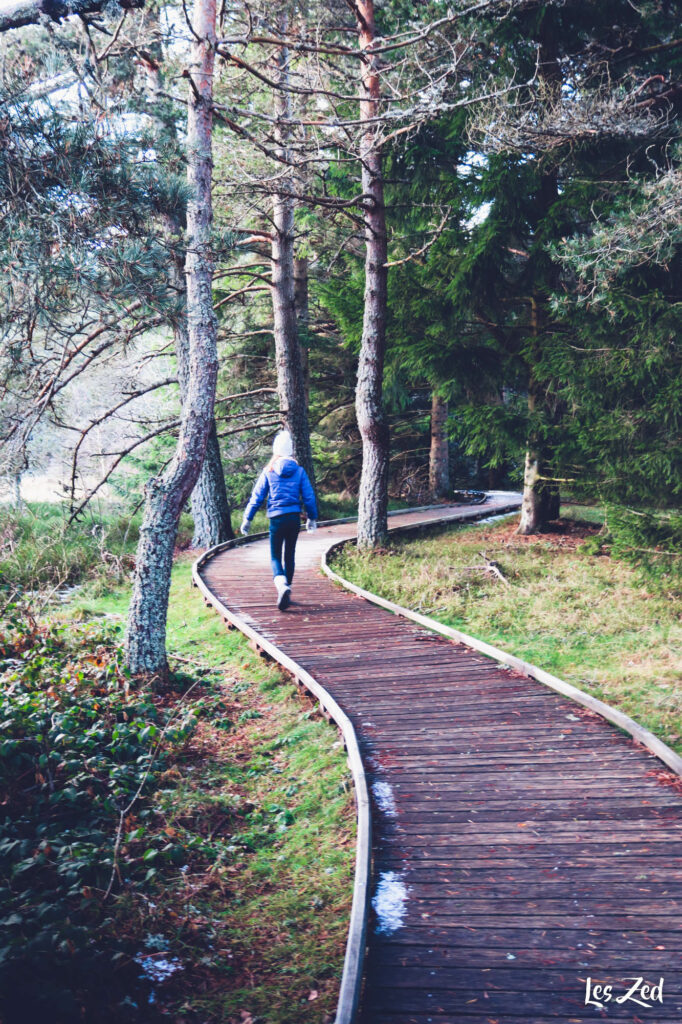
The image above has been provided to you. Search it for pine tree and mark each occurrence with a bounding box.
[125,0,221,679]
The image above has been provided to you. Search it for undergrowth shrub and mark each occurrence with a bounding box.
[605,505,682,590]
[0,603,196,1022]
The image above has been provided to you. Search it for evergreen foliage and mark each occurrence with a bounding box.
[1,0,681,546]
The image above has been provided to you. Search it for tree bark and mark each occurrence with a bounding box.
[189,421,233,545]
[518,415,544,534]
[294,255,310,408]
[518,450,560,531]
[125,0,218,679]
[167,222,233,548]
[355,0,390,549]
[518,23,561,535]
[144,26,232,551]
[429,392,450,499]
[0,0,141,33]
[271,18,316,486]
[518,373,560,534]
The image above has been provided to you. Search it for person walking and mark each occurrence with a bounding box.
[240,430,318,610]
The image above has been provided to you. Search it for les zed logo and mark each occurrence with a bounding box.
[585,977,664,1009]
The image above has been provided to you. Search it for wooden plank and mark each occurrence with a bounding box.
[365,965,682,992]
[368,943,682,968]
[378,819,682,836]
[376,894,682,914]
[384,880,682,899]
[362,984,682,1016]
[376,849,682,867]
[370,923,682,946]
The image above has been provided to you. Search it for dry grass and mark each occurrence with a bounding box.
[334,511,682,754]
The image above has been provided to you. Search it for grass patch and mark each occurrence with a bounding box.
[332,509,682,756]
[1,556,355,1024]
[0,503,195,596]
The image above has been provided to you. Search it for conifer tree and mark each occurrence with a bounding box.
[457,0,682,527]
[125,0,220,679]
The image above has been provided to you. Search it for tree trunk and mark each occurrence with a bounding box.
[355,0,390,548]
[518,451,560,532]
[125,0,218,679]
[294,255,310,408]
[11,471,23,509]
[488,463,504,489]
[429,392,450,500]
[148,3,232,554]
[517,377,560,534]
[518,436,543,534]
[189,421,233,545]
[518,23,561,535]
[271,19,316,487]
[167,223,233,548]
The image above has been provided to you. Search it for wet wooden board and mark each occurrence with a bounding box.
[198,501,682,1024]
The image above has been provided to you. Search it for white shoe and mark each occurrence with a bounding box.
[274,574,291,610]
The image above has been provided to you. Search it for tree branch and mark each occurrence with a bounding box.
[0,0,142,34]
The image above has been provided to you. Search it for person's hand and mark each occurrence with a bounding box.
[306,518,318,533]
[240,519,250,536]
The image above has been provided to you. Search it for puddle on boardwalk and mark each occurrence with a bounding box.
[371,778,397,817]
[475,512,516,525]
[372,870,410,934]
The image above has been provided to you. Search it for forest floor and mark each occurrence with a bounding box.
[0,549,355,1024]
[332,505,682,757]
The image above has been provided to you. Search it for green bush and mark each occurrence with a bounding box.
[606,505,682,589]
[0,603,196,1022]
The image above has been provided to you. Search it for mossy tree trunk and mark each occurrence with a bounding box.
[518,24,561,535]
[429,391,450,499]
[148,12,232,552]
[167,233,233,548]
[294,254,310,408]
[355,0,390,549]
[271,17,315,487]
[125,0,218,679]
[518,319,561,534]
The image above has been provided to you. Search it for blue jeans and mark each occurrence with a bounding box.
[269,512,300,583]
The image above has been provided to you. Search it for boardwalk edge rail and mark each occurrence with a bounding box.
[321,523,682,780]
[192,531,370,1024]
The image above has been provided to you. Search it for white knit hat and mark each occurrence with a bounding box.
[272,429,294,459]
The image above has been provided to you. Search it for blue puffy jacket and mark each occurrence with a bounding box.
[244,457,318,522]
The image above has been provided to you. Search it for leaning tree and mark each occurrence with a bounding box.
[124,0,222,678]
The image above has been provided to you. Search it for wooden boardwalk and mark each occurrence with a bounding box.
[197,500,682,1024]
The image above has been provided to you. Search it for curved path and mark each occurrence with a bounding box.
[195,499,682,1024]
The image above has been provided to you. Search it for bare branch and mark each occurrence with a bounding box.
[0,0,141,32]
